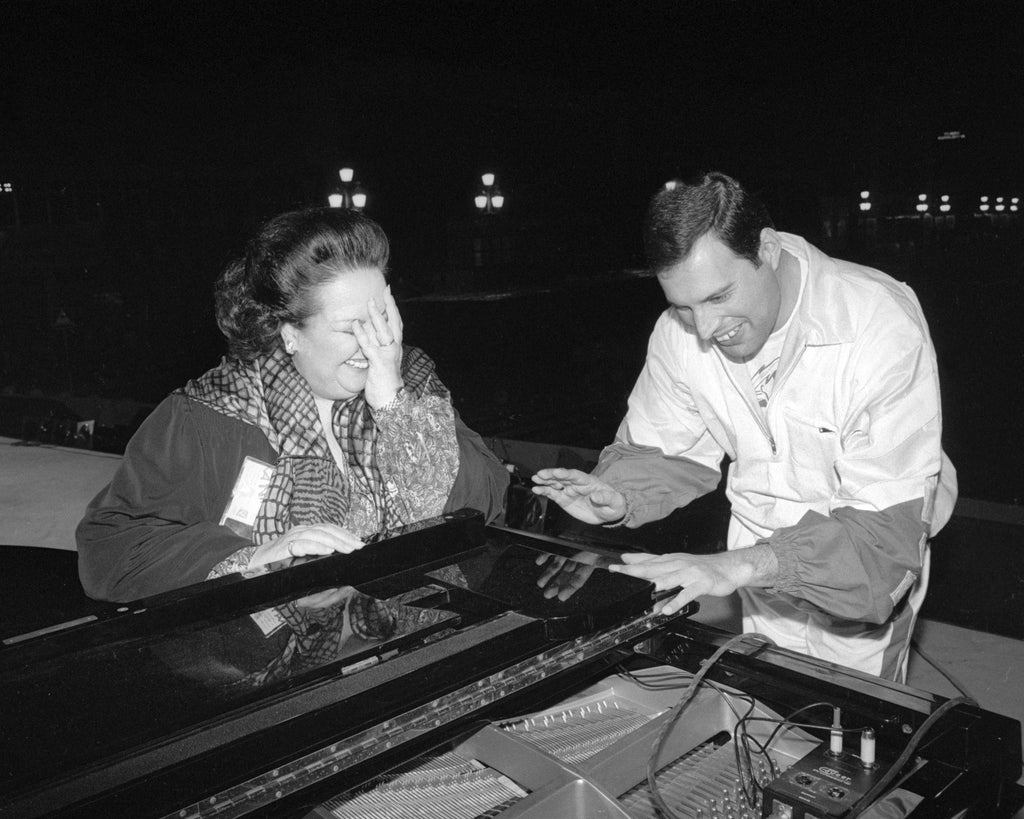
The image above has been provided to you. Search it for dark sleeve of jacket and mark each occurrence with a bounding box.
[444,411,509,524]
[76,395,274,602]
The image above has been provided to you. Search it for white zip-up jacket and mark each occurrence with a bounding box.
[595,233,957,679]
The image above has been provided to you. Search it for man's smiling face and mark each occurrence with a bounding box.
[658,229,783,361]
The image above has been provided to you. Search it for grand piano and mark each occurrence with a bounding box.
[1,510,1022,818]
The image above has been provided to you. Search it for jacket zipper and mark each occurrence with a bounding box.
[722,359,777,455]
[723,342,808,457]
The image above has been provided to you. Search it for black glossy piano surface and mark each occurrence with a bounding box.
[0,510,677,818]
[2,511,1022,819]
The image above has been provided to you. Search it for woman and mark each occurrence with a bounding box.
[77,208,509,602]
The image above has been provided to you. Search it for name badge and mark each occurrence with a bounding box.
[220,456,275,539]
[250,606,287,637]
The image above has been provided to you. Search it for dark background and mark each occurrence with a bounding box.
[2,0,1023,503]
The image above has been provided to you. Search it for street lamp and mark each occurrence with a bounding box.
[328,167,367,211]
[475,173,504,215]
[0,181,20,228]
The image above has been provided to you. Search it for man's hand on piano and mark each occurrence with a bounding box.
[249,524,367,568]
[609,545,780,616]
[530,468,627,525]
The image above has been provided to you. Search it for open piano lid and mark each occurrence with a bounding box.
[0,510,681,819]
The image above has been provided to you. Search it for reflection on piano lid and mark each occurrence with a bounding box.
[0,510,688,819]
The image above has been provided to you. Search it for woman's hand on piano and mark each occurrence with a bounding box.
[530,468,627,525]
[249,524,366,568]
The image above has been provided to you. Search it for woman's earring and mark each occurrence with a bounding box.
[285,340,295,354]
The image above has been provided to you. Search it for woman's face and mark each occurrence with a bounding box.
[282,267,388,401]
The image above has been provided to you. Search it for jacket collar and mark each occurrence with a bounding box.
[779,232,857,348]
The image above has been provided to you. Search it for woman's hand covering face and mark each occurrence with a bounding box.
[352,285,405,409]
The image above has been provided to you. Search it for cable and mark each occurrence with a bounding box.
[645,632,776,819]
[637,643,973,817]
[848,696,972,816]
[734,718,773,808]
[615,664,759,728]
[734,702,838,808]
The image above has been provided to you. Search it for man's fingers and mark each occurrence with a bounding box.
[655,588,697,617]
[532,468,586,484]
[610,560,668,579]
[616,552,659,565]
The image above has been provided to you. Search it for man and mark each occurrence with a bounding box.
[532,172,956,680]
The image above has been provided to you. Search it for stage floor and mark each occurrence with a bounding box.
[0,436,122,551]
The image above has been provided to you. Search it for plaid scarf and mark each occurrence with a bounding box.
[182,344,448,542]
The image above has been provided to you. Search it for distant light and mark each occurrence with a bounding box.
[996,196,1004,203]
[940,195,950,202]
[996,204,1006,212]
[860,190,870,199]
[1012,205,1019,212]
[481,173,495,187]
[491,193,505,210]
[980,204,990,212]
[665,181,678,191]
[939,204,951,212]
[859,202,872,211]
[328,193,344,208]
[475,194,488,210]
[916,203,929,213]
[918,193,928,202]
[339,168,354,183]
[937,130,966,141]
[980,196,989,203]
[0,182,11,193]
[1013,197,1020,204]
[351,192,367,210]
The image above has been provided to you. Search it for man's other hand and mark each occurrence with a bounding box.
[531,468,627,525]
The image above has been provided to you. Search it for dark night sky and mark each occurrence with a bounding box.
[3,0,1021,214]
[2,1,1024,502]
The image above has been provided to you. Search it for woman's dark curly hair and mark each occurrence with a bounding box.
[215,208,390,361]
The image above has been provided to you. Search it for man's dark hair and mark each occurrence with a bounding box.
[643,171,773,272]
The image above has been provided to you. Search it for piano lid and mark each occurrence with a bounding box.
[0,511,660,815]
